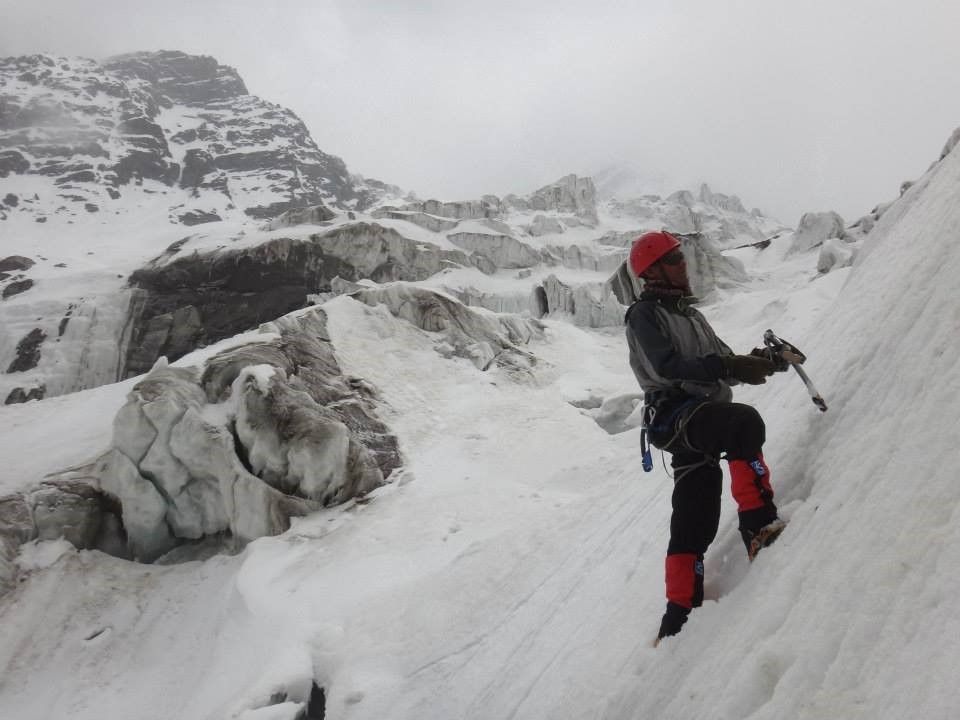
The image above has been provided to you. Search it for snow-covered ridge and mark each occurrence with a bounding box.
[0,50,400,227]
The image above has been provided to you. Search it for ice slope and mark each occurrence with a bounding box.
[0,145,958,719]
[606,130,960,719]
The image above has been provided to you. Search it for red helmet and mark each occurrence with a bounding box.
[629,230,681,277]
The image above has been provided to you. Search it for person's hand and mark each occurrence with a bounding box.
[722,354,775,384]
[750,346,790,372]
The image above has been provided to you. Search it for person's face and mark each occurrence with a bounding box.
[644,248,691,292]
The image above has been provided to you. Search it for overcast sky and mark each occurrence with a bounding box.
[3,0,959,224]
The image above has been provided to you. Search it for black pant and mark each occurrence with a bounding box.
[666,401,769,557]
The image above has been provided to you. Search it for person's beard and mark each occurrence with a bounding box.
[642,263,692,297]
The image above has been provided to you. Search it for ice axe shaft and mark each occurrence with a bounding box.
[763,329,828,412]
[791,362,828,412]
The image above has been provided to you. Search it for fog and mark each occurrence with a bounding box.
[3,0,959,224]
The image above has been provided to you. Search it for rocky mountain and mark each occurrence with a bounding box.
[0,51,400,226]
[0,50,806,411]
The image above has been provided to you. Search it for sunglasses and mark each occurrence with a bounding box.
[659,250,686,266]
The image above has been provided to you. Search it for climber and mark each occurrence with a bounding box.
[624,230,788,644]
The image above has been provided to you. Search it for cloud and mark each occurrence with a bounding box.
[3,0,959,224]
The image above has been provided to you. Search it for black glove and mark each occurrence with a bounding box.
[750,346,790,372]
[722,354,775,384]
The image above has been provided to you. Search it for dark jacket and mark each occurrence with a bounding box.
[625,294,735,407]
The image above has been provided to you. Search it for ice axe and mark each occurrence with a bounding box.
[763,329,828,412]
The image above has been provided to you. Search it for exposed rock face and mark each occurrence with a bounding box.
[0,53,180,209]
[4,384,46,405]
[0,151,30,177]
[0,52,397,224]
[97,307,400,561]
[6,328,46,373]
[789,211,847,255]
[123,223,476,376]
[0,256,35,272]
[2,278,33,299]
[104,50,249,105]
[266,203,338,229]
[177,209,222,226]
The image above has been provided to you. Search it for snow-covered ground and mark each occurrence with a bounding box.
[2,144,959,720]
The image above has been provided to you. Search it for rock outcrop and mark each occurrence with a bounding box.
[0,256,35,272]
[6,328,46,373]
[0,51,397,225]
[265,203,338,230]
[123,223,478,376]
[2,279,34,299]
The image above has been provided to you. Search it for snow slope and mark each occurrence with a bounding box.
[1,144,959,719]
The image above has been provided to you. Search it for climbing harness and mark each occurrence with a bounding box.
[640,396,719,481]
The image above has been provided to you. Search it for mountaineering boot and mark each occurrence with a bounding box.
[743,518,787,561]
[654,601,691,647]
[654,553,703,646]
